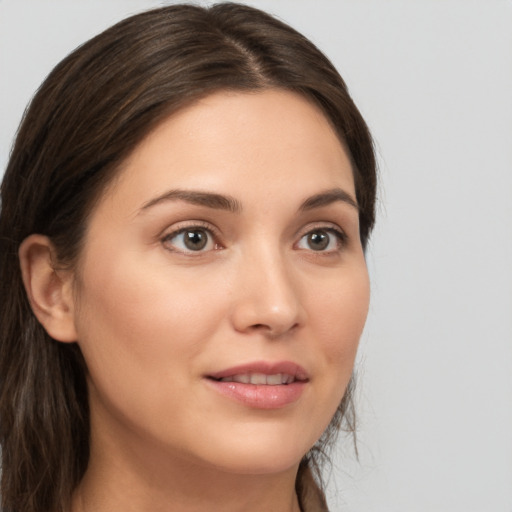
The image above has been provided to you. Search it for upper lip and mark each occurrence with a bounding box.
[207,361,309,382]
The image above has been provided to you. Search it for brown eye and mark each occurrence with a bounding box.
[183,230,208,251]
[297,228,344,252]
[306,231,330,251]
[164,228,215,253]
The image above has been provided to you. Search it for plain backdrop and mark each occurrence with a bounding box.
[1,1,511,511]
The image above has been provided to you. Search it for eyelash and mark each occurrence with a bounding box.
[295,224,347,254]
[161,222,347,255]
[161,221,221,255]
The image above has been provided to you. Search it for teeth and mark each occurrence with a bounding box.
[251,373,267,385]
[266,374,282,385]
[232,374,250,384]
[219,373,295,385]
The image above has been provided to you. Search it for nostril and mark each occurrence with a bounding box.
[247,321,300,338]
[230,291,304,337]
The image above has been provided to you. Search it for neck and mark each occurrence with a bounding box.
[73,461,301,512]
[71,419,302,512]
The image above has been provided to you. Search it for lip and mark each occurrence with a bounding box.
[207,361,309,381]
[205,361,309,410]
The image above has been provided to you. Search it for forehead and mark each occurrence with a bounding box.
[98,89,355,214]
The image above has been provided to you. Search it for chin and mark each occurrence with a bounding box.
[209,451,304,476]
[190,425,318,476]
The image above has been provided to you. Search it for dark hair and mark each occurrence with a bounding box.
[0,3,376,511]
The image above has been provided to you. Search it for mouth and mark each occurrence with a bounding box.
[210,373,302,385]
[205,361,309,409]
[206,361,309,384]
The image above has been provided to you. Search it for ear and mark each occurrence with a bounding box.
[18,234,78,343]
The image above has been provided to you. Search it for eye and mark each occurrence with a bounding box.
[163,227,217,253]
[296,228,345,252]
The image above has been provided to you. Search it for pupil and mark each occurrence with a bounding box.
[308,231,328,251]
[184,230,207,250]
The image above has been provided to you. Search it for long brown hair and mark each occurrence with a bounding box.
[0,3,376,511]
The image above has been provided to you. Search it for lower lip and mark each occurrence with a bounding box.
[205,379,307,409]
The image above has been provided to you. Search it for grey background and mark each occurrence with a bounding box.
[1,1,511,510]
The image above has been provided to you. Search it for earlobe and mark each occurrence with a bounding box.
[18,234,78,343]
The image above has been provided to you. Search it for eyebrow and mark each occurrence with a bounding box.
[140,189,242,213]
[139,187,358,214]
[298,188,359,212]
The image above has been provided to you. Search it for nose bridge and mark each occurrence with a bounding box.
[231,239,303,336]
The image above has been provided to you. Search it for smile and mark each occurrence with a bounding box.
[215,373,297,385]
[205,361,309,409]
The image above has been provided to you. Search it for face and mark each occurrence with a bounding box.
[72,89,370,475]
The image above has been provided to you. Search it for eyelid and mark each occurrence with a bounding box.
[297,221,347,240]
[294,222,348,251]
[159,220,347,255]
[160,220,223,254]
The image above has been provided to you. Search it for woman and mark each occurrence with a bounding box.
[0,3,376,511]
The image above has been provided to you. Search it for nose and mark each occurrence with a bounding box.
[230,246,305,338]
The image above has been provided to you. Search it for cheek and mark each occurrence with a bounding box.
[285,263,369,450]
[305,263,370,414]
[72,250,228,403]
[310,265,370,358]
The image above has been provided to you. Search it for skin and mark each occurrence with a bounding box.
[20,89,370,512]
